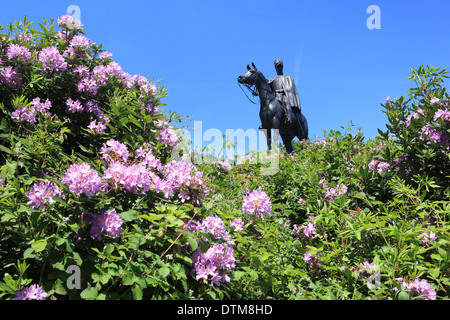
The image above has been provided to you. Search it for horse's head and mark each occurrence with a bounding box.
[237,62,259,86]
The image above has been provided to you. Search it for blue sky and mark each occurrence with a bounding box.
[2,0,450,153]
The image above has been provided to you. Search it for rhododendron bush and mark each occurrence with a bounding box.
[0,15,213,300]
[0,16,449,301]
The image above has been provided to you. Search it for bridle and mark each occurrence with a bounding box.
[238,71,258,104]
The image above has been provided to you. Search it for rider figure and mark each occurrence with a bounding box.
[267,59,301,125]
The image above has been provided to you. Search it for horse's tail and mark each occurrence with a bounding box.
[296,111,308,140]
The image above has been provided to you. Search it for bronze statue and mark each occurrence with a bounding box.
[237,61,308,154]
[267,59,300,125]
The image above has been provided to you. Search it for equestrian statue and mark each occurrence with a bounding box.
[237,59,308,154]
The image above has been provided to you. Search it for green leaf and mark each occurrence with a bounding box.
[120,210,139,222]
[80,287,98,300]
[252,256,262,267]
[31,239,47,253]
[429,268,440,278]
[187,237,198,252]
[158,267,171,278]
[398,291,410,300]
[132,284,143,300]
[139,214,163,222]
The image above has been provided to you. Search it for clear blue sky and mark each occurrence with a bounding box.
[2,0,450,152]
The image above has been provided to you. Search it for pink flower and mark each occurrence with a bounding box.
[154,120,179,148]
[31,97,52,116]
[158,159,209,205]
[15,284,47,300]
[191,244,236,286]
[6,44,31,62]
[434,108,450,122]
[70,35,92,50]
[86,209,123,240]
[230,218,244,232]
[215,161,232,171]
[57,14,83,30]
[368,159,390,174]
[87,119,106,133]
[62,163,107,197]
[26,180,63,211]
[241,187,272,219]
[319,179,348,201]
[430,97,440,104]
[99,51,113,60]
[395,278,436,300]
[77,76,98,96]
[39,46,67,73]
[420,231,437,247]
[294,218,317,240]
[0,66,23,88]
[100,139,130,163]
[65,98,84,113]
[11,107,36,124]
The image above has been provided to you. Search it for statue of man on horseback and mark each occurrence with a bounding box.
[237,61,308,154]
[267,59,301,125]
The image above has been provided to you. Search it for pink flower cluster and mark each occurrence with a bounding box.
[318,179,348,201]
[100,139,130,163]
[405,107,424,127]
[57,14,83,30]
[159,159,208,205]
[420,231,437,247]
[215,161,233,171]
[11,97,52,125]
[241,187,272,219]
[104,161,157,194]
[0,66,22,88]
[198,216,230,239]
[6,44,31,62]
[15,284,47,300]
[368,159,391,174]
[154,120,179,148]
[182,215,239,286]
[64,35,92,59]
[433,107,450,122]
[394,278,436,300]
[230,218,244,232]
[419,124,449,146]
[26,179,63,211]
[86,209,123,240]
[403,101,450,149]
[293,216,317,241]
[61,162,107,197]
[192,243,236,286]
[38,46,68,73]
[304,251,325,273]
[99,141,208,204]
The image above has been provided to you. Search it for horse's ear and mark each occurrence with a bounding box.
[247,64,251,71]
[252,62,256,69]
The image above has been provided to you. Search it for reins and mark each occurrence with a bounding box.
[238,82,258,104]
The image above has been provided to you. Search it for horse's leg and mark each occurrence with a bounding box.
[270,117,282,151]
[281,134,294,154]
[261,125,271,150]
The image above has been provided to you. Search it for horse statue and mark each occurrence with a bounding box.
[237,62,308,154]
